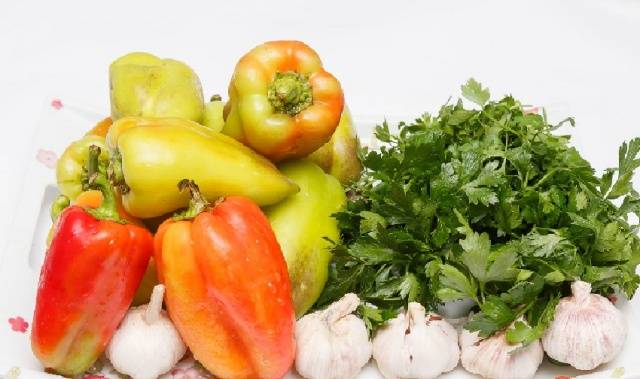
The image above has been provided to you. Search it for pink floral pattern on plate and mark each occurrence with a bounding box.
[8,316,29,333]
[51,99,63,110]
[36,149,57,169]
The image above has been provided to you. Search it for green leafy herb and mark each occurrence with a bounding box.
[317,79,640,341]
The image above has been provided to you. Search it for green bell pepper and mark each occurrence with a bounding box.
[264,160,346,317]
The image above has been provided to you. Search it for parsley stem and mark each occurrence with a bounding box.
[530,168,566,190]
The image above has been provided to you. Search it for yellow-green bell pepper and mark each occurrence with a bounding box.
[110,52,204,122]
[56,135,109,199]
[106,117,299,218]
[264,160,346,317]
[202,94,225,132]
[308,108,363,184]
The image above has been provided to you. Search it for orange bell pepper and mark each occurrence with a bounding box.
[86,117,113,137]
[223,40,344,162]
[155,180,295,379]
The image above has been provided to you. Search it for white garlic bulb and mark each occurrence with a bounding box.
[295,293,372,379]
[106,284,186,379]
[372,302,459,379]
[542,280,627,370]
[460,318,543,379]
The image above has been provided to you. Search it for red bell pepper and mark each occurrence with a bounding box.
[155,180,295,379]
[31,146,153,376]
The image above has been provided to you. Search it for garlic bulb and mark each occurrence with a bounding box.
[106,284,186,379]
[460,318,543,379]
[372,302,459,379]
[542,280,627,370]
[295,293,372,379]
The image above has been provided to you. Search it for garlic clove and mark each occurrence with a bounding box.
[459,318,543,379]
[372,302,460,379]
[106,284,187,379]
[542,280,627,370]
[295,293,372,379]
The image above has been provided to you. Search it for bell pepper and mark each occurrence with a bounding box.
[85,117,113,137]
[32,146,153,376]
[56,135,109,199]
[307,108,363,184]
[264,160,346,316]
[46,189,140,246]
[223,40,345,161]
[202,94,225,132]
[46,189,156,305]
[110,52,204,122]
[106,117,298,218]
[155,180,295,379]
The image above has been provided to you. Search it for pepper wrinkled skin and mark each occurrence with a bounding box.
[265,160,346,317]
[155,182,295,379]
[307,108,363,184]
[110,52,204,122]
[223,40,344,161]
[106,117,298,218]
[32,147,153,376]
[56,135,109,199]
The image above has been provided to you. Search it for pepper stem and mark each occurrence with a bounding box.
[173,179,211,221]
[108,149,130,195]
[210,94,222,102]
[267,71,313,116]
[86,145,123,223]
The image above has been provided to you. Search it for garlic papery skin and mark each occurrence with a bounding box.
[106,284,187,379]
[295,293,372,379]
[542,280,627,370]
[372,302,460,379]
[459,319,543,379]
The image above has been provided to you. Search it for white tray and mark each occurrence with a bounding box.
[1,101,639,379]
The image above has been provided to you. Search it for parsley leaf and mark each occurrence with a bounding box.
[461,78,490,106]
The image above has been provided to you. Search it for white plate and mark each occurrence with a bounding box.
[1,102,639,379]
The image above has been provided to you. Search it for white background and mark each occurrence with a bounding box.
[1,0,640,261]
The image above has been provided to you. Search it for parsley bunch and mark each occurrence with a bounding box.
[317,79,640,341]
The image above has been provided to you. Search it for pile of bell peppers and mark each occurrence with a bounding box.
[32,40,362,379]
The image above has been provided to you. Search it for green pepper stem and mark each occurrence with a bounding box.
[173,179,212,221]
[86,145,123,223]
[267,71,313,116]
[50,195,70,222]
[108,149,130,195]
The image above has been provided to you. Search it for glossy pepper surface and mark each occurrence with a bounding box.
[202,94,225,132]
[32,146,153,376]
[223,40,344,161]
[265,160,346,316]
[56,135,109,199]
[86,117,113,137]
[155,181,295,379]
[106,117,298,218]
[110,52,204,122]
[307,108,363,184]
